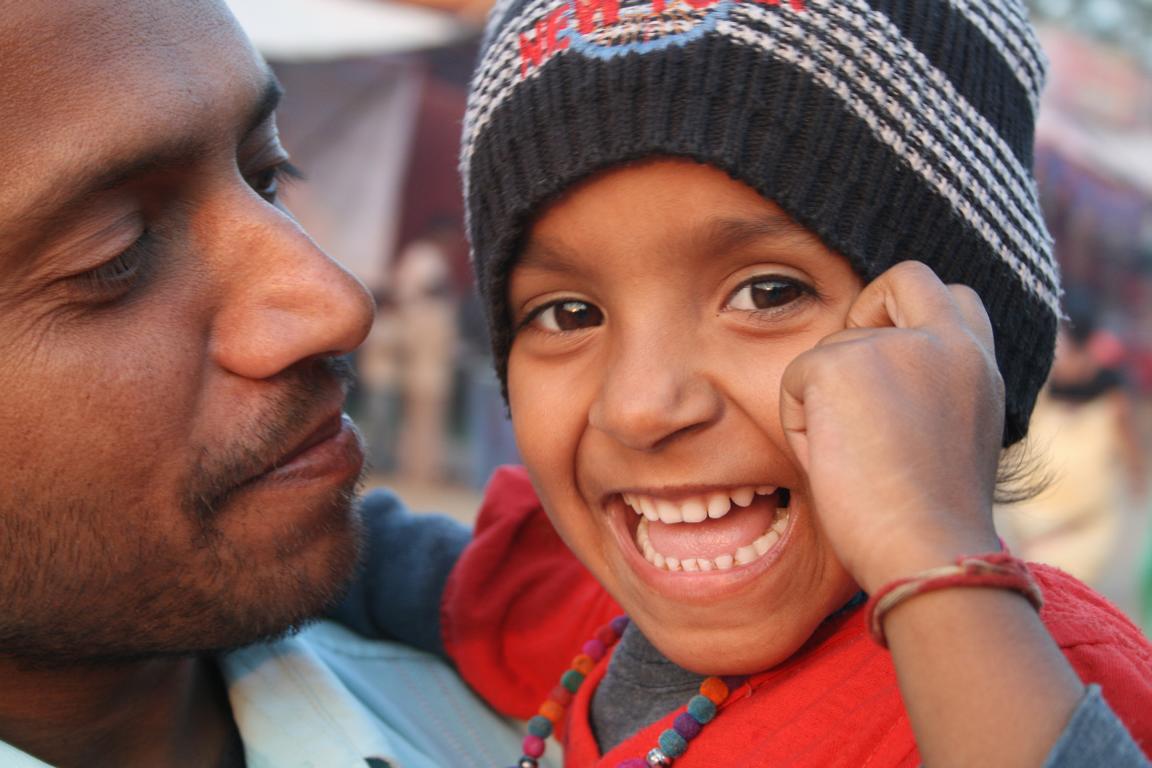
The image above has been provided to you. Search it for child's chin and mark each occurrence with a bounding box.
[629,610,825,676]
[649,621,820,677]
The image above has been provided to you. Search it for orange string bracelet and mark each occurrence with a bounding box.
[865,552,1043,647]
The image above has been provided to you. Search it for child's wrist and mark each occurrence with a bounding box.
[864,551,1041,647]
[852,526,1001,595]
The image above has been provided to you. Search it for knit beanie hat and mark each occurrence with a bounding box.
[461,0,1060,446]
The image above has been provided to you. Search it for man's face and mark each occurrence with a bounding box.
[0,0,374,662]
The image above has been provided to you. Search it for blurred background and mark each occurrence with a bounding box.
[224,0,1152,633]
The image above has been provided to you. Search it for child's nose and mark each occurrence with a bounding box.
[588,333,723,451]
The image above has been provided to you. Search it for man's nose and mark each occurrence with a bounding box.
[588,326,722,451]
[209,199,374,380]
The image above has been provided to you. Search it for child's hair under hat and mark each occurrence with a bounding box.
[461,0,1060,446]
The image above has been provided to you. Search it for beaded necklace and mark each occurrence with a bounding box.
[509,615,747,768]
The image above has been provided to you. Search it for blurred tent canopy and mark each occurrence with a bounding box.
[225,0,466,59]
[223,0,475,292]
[1036,26,1152,197]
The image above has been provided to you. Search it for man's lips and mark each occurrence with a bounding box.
[241,410,362,487]
[273,412,344,469]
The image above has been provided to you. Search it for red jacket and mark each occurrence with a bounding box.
[442,466,1152,766]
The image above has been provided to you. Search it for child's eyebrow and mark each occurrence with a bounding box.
[700,214,818,252]
[516,239,585,275]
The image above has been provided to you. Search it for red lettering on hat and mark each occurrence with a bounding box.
[519,7,570,77]
[546,7,570,53]
[570,0,620,35]
[520,24,547,76]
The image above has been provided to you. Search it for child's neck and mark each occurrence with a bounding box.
[590,622,704,753]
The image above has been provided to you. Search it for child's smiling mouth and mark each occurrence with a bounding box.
[619,487,793,572]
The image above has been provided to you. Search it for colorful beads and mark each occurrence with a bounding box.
[538,699,564,724]
[686,694,717,723]
[699,676,729,704]
[658,729,688,757]
[595,625,619,646]
[672,712,701,740]
[515,616,629,768]
[547,683,573,707]
[646,747,672,766]
[582,637,607,661]
[560,669,585,692]
[526,715,553,738]
[522,735,546,758]
[514,614,745,768]
[572,653,596,675]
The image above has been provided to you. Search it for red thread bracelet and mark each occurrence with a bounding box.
[865,552,1043,647]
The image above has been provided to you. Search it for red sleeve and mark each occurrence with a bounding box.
[440,465,622,719]
[1033,564,1152,758]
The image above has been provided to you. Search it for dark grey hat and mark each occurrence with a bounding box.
[462,0,1060,445]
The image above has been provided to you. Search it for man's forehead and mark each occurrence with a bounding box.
[0,0,270,227]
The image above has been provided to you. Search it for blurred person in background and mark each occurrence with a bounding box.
[1000,289,1148,587]
[394,224,460,485]
[358,289,405,473]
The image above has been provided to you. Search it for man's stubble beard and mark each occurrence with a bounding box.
[0,476,365,669]
[0,359,368,668]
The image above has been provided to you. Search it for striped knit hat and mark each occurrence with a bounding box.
[462,0,1060,446]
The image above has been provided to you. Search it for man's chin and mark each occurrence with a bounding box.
[1,485,366,669]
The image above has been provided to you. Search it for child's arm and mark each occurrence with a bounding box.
[780,261,1087,767]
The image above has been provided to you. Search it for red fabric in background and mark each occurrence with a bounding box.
[443,465,1152,765]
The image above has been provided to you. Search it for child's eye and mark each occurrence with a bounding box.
[528,299,604,332]
[726,276,810,312]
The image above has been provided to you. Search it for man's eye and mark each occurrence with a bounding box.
[247,161,302,204]
[75,232,154,296]
[530,299,604,332]
[726,276,809,311]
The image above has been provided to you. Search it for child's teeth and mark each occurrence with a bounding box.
[731,487,755,507]
[636,507,792,572]
[753,529,780,556]
[626,486,787,523]
[656,500,683,524]
[706,493,731,519]
[734,544,758,565]
[680,499,707,523]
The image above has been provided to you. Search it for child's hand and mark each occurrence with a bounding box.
[780,261,1004,593]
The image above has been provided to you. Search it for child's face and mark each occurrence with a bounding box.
[507,159,863,674]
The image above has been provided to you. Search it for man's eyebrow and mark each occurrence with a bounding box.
[245,76,285,139]
[21,77,285,234]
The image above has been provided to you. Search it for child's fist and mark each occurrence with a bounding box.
[780,261,1005,593]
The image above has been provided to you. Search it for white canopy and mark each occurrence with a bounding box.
[225,0,465,60]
